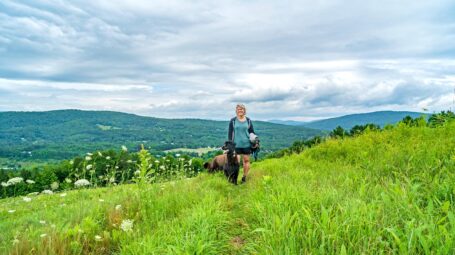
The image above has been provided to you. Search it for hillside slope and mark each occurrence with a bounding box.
[302,110,426,130]
[0,110,321,160]
[1,122,454,254]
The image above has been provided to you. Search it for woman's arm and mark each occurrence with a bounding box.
[228,118,234,141]
[248,118,255,134]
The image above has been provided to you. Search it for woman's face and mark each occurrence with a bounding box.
[236,107,245,117]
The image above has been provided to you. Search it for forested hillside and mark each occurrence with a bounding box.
[302,111,426,130]
[0,110,322,161]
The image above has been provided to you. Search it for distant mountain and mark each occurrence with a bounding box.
[302,111,427,131]
[0,110,322,161]
[267,120,307,126]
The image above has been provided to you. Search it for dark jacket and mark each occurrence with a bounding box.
[228,117,255,141]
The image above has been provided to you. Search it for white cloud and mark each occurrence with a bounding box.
[0,0,454,119]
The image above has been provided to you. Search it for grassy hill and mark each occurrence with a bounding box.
[300,111,427,130]
[0,110,321,161]
[1,121,454,254]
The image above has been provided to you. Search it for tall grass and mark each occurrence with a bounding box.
[1,122,454,254]
[244,122,455,254]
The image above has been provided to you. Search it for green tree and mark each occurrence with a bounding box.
[330,126,348,138]
[428,111,455,127]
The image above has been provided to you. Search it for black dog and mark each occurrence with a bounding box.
[222,140,240,185]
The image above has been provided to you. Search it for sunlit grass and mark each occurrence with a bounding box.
[1,122,454,254]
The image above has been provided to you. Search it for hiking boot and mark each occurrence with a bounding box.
[241,176,247,183]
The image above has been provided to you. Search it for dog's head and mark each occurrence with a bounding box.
[251,137,260,149]
[222,140,236,152]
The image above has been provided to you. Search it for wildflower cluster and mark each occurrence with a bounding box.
[1,145,204,199]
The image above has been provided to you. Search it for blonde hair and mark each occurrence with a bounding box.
[236,103,246,114]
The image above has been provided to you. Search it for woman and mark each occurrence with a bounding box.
[228,104,255,183]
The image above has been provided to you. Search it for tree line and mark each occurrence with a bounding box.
[266,111,454,159]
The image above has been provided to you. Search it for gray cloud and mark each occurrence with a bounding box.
[0,0,454,120]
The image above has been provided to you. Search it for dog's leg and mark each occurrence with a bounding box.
[228,168,234,184]
[224,167,229,178]
[228,166,238,185]
[233,165,240,185]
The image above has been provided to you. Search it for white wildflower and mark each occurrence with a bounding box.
[74,179,90,187]
[69,160,74,165]
[40,234,47,238]
[85,156,92,161]
[127,160,133,163]
[115,204,122,211]
[98,151,103,156]
[50,182,59,190]
[86,164,92,170]
[65,178,72,183]
[189,159,192,166]
[8,210,15,213]
[86,152,93,156]
[60,193,67,197]
[115,166,119,169]
[122,145,128,152]
[39,220,46,224]
[1,182,10,187]
[106,156,111,160]
[99,199,104,202]
[120,219,134,232]
[23,197,32,202]
[95,235,103,241]
[134,170,140,176]
[109,177,115,183]
[159,165,165,170]
[175,153,181,157]
[154,160,160,163]
[27,192,39,196]
[7,177,23,185]
[42,190,53,195]
[26,179,35,184]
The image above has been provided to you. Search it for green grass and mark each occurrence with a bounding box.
[1,122,454,254]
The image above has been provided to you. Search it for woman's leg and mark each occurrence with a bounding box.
[243,154,250,177]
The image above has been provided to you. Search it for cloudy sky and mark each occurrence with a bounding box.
[1,0,454,121]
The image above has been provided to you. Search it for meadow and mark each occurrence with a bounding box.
[0,120,454,254]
